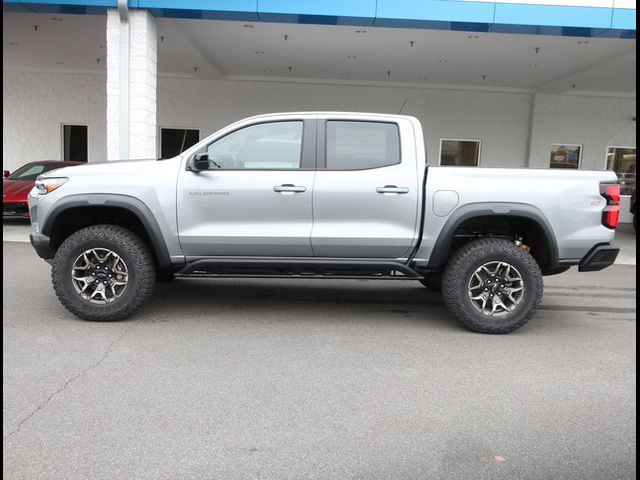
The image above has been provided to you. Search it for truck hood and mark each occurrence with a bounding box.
[40,158,165,178]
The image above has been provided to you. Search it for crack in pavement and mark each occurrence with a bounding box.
[3,324,135,440]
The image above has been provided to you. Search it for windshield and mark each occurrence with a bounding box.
[7,163,68,181]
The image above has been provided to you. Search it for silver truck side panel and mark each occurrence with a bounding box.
[28,158,184,262]
[415,167,618,264]
[311,115,422,258]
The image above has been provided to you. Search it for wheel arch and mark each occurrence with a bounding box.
[427,203,560,273]
[42,194,172,270]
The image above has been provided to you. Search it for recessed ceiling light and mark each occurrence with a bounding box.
[243,24,254,28]
[254,51,264,55]
[438,59,448,64]
[356,30,367,34]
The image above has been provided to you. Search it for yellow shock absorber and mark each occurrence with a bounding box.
[514,238,531,252]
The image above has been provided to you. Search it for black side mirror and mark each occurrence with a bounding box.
[188,153,209,172]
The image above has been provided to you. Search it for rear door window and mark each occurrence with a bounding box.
[325,121,400,170]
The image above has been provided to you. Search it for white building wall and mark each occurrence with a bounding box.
[2,71,106,172]
[157,78,532,168]
[529,93,636,170]
[3,71,635,178]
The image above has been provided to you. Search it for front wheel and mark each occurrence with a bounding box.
[441,238,543,334]
[51,225,156,321]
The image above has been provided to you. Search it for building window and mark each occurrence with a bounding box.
[325,121,400,170]
[606,146,636,196]
[440,139,480,166]
[160,128,200,159]
[549,144,581,169]
[62,125,88,162]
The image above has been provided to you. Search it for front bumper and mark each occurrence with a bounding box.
[30,233,55,260]
[578,243,620,272]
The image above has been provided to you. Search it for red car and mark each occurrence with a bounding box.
[3,160,82,218]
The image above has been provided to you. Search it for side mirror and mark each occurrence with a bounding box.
[188,153,210,172]
[3,170,10,178]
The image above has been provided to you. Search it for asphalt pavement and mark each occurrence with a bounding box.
[2,234,637,480]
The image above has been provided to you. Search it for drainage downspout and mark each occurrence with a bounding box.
[118,0,129,160]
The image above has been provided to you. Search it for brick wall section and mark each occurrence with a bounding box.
[106,9,157,161]
[156,78,533,168]
[2,72,635,179]
[528,93,636,170]
[2,71,106,170]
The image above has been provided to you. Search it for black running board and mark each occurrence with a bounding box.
[176,257,423,280]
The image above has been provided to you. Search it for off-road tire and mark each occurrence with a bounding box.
[52,225,155,321]
[442,238,543,334]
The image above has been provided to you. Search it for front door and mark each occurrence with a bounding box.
[177,119,316,257]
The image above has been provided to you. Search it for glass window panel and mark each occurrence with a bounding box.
[440,140,480,166]
[549,144,581,169]
[62,125,88,162]
[161,128,200,159]
[325,121,400,170]
[606,147,636,196]
[206,121,303,170]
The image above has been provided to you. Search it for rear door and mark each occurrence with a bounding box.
[177,118,316,257]
[311,117,421,258]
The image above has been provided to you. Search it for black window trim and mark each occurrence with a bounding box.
[317,119,402,171]
[189,119,316,171]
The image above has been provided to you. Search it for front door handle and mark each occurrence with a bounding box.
[274,184,307,194]
[376,185,410,195]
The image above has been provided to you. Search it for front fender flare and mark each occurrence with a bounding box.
[41,194,173,269]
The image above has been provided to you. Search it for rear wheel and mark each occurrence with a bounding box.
[442,238,543,334]
[51,225,155,321]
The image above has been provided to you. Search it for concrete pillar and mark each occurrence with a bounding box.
[106,8,157,160]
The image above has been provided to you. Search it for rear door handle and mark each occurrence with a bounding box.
[376,185,410,195]
[274,184,307,194]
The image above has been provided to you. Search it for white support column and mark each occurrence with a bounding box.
[106,7,157,160]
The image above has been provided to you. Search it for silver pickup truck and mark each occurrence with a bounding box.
[28,112,621,333]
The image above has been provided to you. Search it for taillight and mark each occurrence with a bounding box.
[600,183,620,229]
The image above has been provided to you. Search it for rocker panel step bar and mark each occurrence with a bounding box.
[177,257,423,279]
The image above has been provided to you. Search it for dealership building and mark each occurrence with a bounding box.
[2,0,636,220]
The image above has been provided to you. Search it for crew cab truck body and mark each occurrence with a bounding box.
[28,112,621,333]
